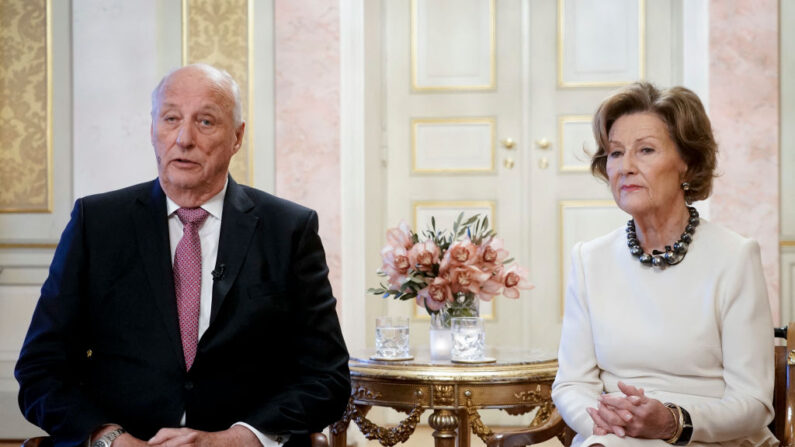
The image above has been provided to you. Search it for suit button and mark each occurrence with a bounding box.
[184,381,194,390]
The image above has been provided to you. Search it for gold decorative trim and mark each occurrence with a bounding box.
[411,117,496,174]
[412,200,498,320]
[558,115,593,172]
[0,242,57,249]
[433,384,455,405]
[557,0,646,88]
[558,200,619,315]
[332,396,424,445]
[514,384,547,405]
[410,0,496,91]
[782,241,795,247]
[0,0,53,213]
[181,0,253,185]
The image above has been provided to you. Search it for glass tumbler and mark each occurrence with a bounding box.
[375,316,410,358]
[451,317,485,361]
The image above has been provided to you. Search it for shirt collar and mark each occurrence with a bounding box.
[166,178,228,220]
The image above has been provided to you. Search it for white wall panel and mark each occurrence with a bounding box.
[412,0,494,90]
[558,115,594,172]
[559,0,644,87]
[72,0,181,198]
[412,118,495,172]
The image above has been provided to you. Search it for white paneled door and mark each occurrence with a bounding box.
[381,0,679,356]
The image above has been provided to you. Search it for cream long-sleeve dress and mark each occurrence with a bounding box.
[551,219,777,447]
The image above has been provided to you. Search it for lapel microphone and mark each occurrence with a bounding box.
[211,264,225,280]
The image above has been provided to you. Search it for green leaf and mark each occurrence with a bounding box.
[503,257,514,264]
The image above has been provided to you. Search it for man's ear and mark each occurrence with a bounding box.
[233,122,246,154]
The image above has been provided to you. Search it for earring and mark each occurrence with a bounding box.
[681,182,691,191]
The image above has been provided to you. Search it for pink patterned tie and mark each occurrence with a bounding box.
[173,207,209,370]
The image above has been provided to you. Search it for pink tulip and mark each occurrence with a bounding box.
[408,240,441,272]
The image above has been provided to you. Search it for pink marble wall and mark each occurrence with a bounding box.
[274,1,342,310]
[709,0,780,322]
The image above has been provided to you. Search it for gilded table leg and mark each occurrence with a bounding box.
[429,409,459,447]
[457,408,470,447]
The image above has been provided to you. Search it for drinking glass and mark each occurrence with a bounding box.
[375,316,410,358]
[451,317,485,361]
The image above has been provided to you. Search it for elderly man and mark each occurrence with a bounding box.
[15,64,351,447]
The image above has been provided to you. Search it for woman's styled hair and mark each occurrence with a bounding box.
[591,81,717,202]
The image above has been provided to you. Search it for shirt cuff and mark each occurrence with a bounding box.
[232,422,289,447]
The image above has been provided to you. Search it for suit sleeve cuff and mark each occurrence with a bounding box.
[232,422,289,447]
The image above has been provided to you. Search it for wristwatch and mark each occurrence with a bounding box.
[91,428,125,447]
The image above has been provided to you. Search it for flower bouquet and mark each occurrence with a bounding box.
[368,213,533,326]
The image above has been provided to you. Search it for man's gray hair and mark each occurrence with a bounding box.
[150,63,243,126]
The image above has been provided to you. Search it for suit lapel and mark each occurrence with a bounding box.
[132,180,185,368]
[210,177,258,325]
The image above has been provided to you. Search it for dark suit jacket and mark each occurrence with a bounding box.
[15,178,351,447]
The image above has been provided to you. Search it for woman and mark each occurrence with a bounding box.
[551,82,776,447]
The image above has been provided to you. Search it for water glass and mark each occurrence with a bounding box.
[375,316,410,358]
[451,317,485,361]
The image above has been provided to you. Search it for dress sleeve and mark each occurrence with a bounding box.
[688,239,774,442]
[551,242,603,437]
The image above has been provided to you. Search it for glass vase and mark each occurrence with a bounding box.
[429,292,480,360]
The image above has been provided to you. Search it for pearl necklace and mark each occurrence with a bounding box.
[626,207,699,268]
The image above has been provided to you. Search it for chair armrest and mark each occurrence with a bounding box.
[486,409,572,447]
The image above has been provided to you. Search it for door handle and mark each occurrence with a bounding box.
[535,138,551,149]
[501,138,516,149]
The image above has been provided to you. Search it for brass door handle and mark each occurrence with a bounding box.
[504,158,515,169]
[501,138,516,149]
[535,138,551,149]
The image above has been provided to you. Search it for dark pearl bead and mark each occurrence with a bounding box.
[651,256,664,267]
[639,253,652,264]
[630,245,642,256]
[627,231,636,239]
[689,217,699,226]
[681,233,693,243]
[627,238,638,247]
[685,225,695,233]
[663,251,676,263]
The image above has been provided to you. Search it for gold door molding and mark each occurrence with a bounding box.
[182,0,253,184]
[0,0,53,213]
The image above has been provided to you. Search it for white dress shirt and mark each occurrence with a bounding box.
[551,219,777,447]
[166,182,287,447]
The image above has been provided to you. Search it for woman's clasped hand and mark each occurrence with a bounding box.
[587,382,677,440]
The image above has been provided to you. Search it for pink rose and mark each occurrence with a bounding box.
[417,277,453,311]
[408,240,441,272]
[500,265,533,299]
